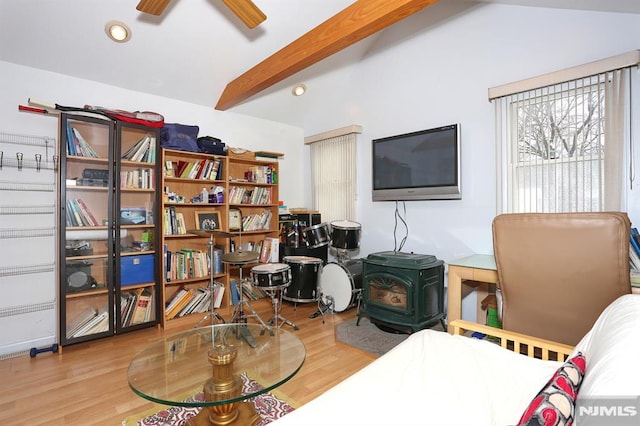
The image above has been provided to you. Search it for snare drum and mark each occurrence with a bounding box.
[250,263,291,289]
[302,222,331,248]
[320,259,363,312]
[330,220,362,250]
[282,256,323,303]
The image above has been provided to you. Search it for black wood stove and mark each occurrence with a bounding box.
[358,251,445,332]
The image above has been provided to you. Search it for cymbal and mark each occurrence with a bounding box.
[222,251,259,264]
[188,229,234,238]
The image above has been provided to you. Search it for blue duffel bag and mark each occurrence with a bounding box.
[160,123,201,153]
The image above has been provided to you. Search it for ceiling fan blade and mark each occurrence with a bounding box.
[136,0,172,16]
[222,0,266,29]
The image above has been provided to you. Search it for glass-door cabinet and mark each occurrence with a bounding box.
[58,113,160,346]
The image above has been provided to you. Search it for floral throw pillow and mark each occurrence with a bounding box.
[517,352,586,426]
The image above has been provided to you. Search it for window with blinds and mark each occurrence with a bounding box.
[491,52,637,213]
[306,126,361,223]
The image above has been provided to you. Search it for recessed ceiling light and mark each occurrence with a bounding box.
[292,84,307,96]
[105,21,131,43]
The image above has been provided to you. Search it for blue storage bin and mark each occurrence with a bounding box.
[121,254,154,286]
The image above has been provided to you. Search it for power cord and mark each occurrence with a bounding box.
[393,201,409,252]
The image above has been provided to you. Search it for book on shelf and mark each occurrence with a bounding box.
[66,123,99,158]
[242,281,266,300]
[631,227,640,257]
[172,291,195,318]
[144,136,156,163]
[266,237,280,263]
[122,293,137,326]
[165,288,187,317]
[66,307,98,336]
[66,199,99,227]
[241,210,272,231]
[74,127,99,158]
[131,288,153,325]
[213,247,224,274]
[630,242,640,271]
[72,310,109,337]
[164,160,175,177]
[195,160,207,180]
[213,283,225,308]
[178,287,206,317]
[259,240,271,263]
[122,134,155,162]
[200,159,216,180]
[193,287,212,314]
[83,314,109,335]
[144,294,155,322]
[165,288,195,319]
[66,199,83,227]
[187,161,202,179]
[176,212,187,235]
[211,159,222,180]
[76,198,100,226]
[180,162,195,179]
[230,279,241,305]
[163,206,179,235]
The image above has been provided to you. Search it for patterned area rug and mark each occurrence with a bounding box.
[122,373,295,426]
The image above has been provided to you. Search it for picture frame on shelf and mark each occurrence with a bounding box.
[195,211,220,231]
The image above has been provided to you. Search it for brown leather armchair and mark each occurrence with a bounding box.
[492,212,631,346]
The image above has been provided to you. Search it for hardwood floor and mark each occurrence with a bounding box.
[0,299,376,425]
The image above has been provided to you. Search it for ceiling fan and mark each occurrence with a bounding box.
[136,0,266,29]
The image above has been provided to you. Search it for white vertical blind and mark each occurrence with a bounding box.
[309,132,358,223]
[494,67,632,214]
[604,68,627,210]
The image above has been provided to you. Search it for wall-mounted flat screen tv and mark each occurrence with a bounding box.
[372,124,461,201]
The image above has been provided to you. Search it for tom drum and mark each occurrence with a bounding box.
[331,220,362,250]
[282,256,323,303]
[302,222,331,248]
[250,263,291,289]
[320,259,363,312]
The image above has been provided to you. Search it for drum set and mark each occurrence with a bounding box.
[192,219,364,336]
[252,219,365,324]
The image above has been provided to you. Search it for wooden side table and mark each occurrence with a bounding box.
[446,254,498,333]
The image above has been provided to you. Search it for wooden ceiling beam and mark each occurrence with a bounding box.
[215,0,439,110]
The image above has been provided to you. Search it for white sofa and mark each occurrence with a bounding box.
[272,294,640,425]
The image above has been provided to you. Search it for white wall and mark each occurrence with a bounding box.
[299,3,640,264]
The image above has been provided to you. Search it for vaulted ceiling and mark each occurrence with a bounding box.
[1,0,639,127]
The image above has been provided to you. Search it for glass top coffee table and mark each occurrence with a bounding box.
[128,323,306,426]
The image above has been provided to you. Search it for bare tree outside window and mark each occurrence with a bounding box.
[493,55,632,215]
[510,81,605,212]
[516,86,604,161]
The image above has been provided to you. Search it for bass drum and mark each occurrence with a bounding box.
[320,259,363,312]
[283,256,323,303]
